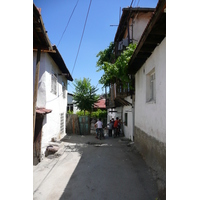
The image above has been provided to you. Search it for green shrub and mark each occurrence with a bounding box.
[67,110,74,114]
[76,109,107,119]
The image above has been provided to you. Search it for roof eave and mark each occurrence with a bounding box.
[33,3,53,51]
[114,7,155,43]
[49,45,73,81]
[128,0,166,74]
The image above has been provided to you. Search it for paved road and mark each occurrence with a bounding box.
[33,135,158,200]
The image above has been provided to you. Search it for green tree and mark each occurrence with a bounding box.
[96,42,115,66]
[96,42,137,88]
[73,78,99,115]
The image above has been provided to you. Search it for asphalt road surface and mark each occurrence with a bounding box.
[33,135,158,200]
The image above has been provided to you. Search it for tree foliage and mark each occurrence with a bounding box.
[73,78,99,115]
[76,109,107,119]
[96,42,115,66]
[96,42,137,88]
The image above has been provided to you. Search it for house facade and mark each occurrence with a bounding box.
[33,4,73,163]
[106,7,154,141]
[33,46,73,162]
[128,0,166,198]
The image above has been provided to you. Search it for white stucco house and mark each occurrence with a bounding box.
[33,4,73,163]
[106,7,155,141]
[33,45,73,162]
[128,0,166,197]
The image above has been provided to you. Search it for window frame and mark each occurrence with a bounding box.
[146,68,156,103]
[51,73,57,95]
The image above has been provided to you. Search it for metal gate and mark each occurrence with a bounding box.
[79,116,90,135]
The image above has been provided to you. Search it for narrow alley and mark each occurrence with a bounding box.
[33,135,158,200]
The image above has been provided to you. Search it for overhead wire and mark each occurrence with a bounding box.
[71,0,93,76]
[130,0,135,7]
[67,82,75,91]
[57,0,80,47]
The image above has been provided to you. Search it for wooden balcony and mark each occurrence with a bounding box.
[105,82,134,109]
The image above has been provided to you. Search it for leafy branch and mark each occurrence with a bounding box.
[96,42,136,88]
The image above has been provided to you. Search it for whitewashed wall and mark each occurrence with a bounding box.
[33,52,68,157]
[135,37,166,143]
[33,52,46,107]
[123,96,134,141]
[126,12,153,44]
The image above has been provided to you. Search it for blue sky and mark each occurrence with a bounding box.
[33,0,158,94]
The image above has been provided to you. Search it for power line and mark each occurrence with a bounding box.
[71,0,93,76]
[130,0,134,7]
[136,0,141,7]
[57,0,80,47]
[67,82,74,90]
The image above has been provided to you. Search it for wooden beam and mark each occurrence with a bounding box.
[139,45,157,53]
[33,49,56,53]
[150,28,166,36]
[144,36,163,44]
[136,52,152,58]
[33,49,41,142]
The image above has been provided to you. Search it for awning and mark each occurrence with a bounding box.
[114,97,132,107]
[36,107,52,115]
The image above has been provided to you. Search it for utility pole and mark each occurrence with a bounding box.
[33,49,41,142]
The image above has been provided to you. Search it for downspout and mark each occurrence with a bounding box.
[33,49,41,141]
[127,18,130,44]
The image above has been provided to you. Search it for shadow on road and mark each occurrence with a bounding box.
[58,134,159,200]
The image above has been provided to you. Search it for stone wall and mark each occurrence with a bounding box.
[134,126,166,199]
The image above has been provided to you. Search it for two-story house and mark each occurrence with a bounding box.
[33,4,73,164]
[128,0,166,198]
[106,7,154,141]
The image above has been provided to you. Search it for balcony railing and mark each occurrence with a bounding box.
[105,82,134,108]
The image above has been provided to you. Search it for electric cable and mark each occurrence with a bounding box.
[130,0,135,7]
[71,0,93,76]
[57,0,80,47]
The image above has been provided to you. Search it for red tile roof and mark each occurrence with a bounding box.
[36,107,52,114]
[94,99,106,109]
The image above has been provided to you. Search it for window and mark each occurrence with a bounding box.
[67,104,73,113]
[51,73,57,95]
[124,113,128,126]
[62,81,66,98]
[146,68,156,103]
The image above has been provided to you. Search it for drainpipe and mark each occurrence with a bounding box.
[33,49,41,142]
[127,18,130,44]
